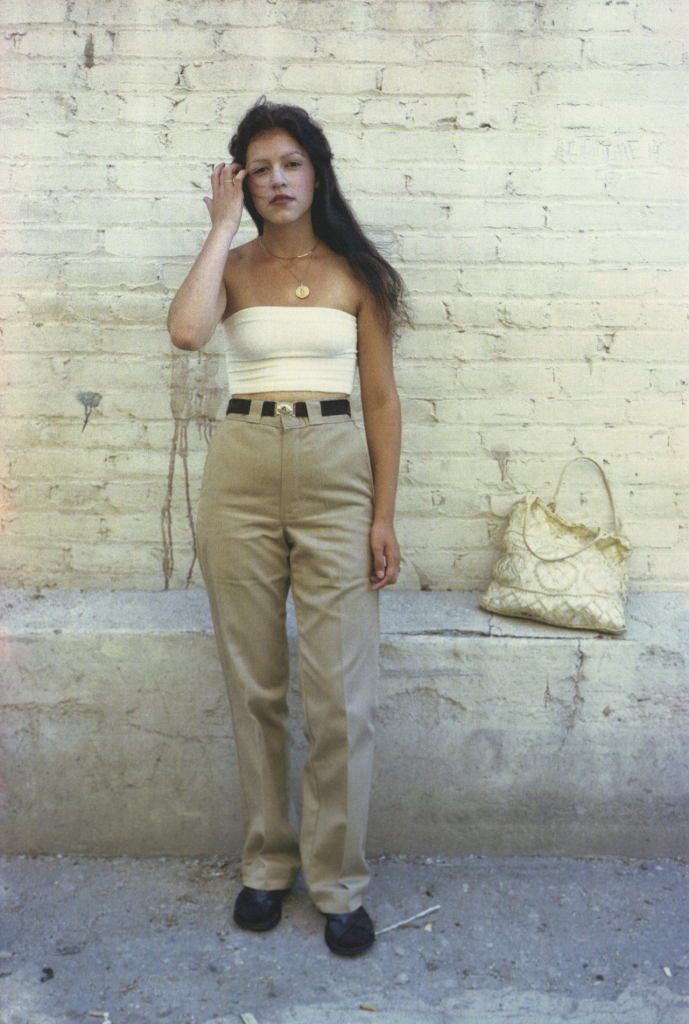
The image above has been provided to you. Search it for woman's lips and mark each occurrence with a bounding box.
[270,196,293,204]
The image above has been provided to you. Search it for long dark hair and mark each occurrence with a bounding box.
[228,96,411,334]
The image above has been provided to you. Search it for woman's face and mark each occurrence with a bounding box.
[244,128,318,226]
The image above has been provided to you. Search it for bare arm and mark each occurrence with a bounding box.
[357,289,402,589]
[167,162,247,351]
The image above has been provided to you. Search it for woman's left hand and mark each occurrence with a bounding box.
[369,519,400,589]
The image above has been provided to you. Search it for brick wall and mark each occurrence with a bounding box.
[1,1,687,591]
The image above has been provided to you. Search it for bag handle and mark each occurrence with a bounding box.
[521,457,620,564]
[549,456,620,531]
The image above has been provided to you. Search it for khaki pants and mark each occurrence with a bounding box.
[195,400,380,914]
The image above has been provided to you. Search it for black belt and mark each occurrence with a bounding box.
[227,397,351,418]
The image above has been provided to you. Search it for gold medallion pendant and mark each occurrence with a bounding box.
[258,235,320,301]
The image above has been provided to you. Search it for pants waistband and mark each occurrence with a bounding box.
[227,397,351,419]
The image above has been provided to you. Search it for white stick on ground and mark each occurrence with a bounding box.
[375,904,441,936]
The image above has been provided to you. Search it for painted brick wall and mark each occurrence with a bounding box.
[1,1,687,591]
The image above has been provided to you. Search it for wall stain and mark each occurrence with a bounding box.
[163,350,224,590]
[83,33,94,68]
[76,391,101,431]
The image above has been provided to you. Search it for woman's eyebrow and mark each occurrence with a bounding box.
[247,150,304,166]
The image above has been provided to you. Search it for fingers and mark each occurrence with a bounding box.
[211,161,245,183]
[204,162,247,227]
[369,567,397,590]
[369,546,400,589]
[207,164,246,213]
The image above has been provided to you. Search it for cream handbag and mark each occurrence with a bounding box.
[478,457,632,633]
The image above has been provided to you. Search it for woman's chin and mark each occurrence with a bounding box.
[259,203,310,224]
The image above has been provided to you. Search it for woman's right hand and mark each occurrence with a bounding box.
[203,161,247,234]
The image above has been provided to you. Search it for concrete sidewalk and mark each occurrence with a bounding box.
[1,852,687,1024]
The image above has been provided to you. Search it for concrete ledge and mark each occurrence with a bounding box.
[0,589,687,859]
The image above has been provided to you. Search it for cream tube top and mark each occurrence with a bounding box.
[221,305,358,395]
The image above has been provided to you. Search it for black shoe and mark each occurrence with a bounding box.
[233,886,292,932]
[324,905,376,956]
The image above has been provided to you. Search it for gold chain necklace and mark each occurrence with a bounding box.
[259,235,321,299]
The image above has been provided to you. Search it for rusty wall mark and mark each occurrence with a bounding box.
[162,350,224,590]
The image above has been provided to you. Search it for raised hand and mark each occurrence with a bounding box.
[203,161,248,234]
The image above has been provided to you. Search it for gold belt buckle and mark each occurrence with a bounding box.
[276,401,294,416]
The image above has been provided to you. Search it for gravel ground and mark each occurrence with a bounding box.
[1,852,688,1024]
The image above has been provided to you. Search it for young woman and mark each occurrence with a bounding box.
[167,97,406,956]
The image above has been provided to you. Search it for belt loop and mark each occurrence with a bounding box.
[305,399,324,424]
[247,399,264,423]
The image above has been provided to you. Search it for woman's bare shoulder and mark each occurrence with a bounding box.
[225,238,257,268]
[222,238,258,290]
[314,245,364,312]
[318,247,378,315]
[220,239,259,320]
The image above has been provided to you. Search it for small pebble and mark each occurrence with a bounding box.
[395,972,410,985]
